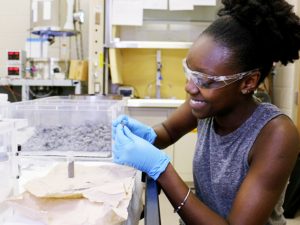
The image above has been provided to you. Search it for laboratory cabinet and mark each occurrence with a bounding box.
[173,132,197,183]
[101,0,222,97]
[104,0,221,48]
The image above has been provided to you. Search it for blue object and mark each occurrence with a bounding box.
[113,124,169,180]
[145,176,161,225]
[112,115,157,144]
[32,29,77,37]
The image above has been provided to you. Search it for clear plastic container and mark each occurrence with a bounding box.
[0,122,15,200]
[8,97,126,159]
[0,95,10,119]
[0,153,13,202]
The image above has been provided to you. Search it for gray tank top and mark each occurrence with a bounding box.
[193,103,286,225]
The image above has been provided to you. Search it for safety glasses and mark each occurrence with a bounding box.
[182,58,258,89]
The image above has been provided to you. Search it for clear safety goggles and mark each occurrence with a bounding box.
[182,58,258,89]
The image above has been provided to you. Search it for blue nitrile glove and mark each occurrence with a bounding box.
[113,124,170,180]
[112,115,157,144]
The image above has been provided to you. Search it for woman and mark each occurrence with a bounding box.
[112,0,300,224]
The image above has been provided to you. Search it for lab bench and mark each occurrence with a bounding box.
[0,78,82,101]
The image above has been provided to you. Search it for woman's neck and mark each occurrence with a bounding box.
[213,98,260,135]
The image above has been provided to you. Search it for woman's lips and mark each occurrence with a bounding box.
[190,99,207,109]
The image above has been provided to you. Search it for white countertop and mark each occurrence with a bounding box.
[127,98,185,108]
[0,78,80,86]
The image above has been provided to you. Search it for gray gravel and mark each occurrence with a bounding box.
[21,121,112,153]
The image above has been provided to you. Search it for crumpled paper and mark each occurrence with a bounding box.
[5,163,139,225]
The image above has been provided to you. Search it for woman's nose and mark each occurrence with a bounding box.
[185,79,199,95]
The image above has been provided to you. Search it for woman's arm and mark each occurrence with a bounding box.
[153,99,198,149]
[157,115,300,225]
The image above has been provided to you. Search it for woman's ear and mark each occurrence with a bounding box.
[240,71,260,94]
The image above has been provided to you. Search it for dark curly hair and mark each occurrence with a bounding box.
[201,0,300,83]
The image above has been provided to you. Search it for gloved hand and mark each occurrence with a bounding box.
[113,124,170,180]
[112,115,157,144]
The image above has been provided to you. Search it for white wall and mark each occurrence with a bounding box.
[0,0,30,76]
[273,0,299,121]
[0,0,89,77]
[273,64,297,117]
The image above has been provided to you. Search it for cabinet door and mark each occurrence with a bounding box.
[173,132,197,183]
[127,107,174,163]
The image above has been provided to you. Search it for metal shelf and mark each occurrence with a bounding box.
[0,78,79,86]
[105,41,192,49]
[127,98,184,108]
[0,78,82,101]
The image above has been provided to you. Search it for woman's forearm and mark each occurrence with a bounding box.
[157,164,228,225]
